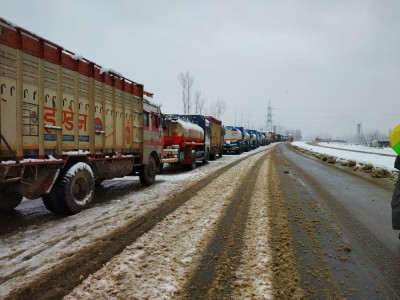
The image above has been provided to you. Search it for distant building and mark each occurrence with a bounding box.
[371,140,390,148]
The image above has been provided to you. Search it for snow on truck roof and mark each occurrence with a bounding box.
[143,96,162,108]
[165,116,203,132]
[175,119,203,132]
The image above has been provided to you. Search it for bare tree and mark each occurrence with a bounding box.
[194,90,206,114]
[178,71,194,114]
[364,129,387,146]
[209,99,226,120]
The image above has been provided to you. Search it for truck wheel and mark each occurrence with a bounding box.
[158,163,164,174]
[43,162,94,215]
[0,191,22,211]
[139,155,157,186]
[183,151,197,170]
[202,151,209,164]
[190,151,197,169]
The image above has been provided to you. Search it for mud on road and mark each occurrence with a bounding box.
[3,142,397,299]
[1,146,299,299]
[65,147,303,299]
[277,143,400,299]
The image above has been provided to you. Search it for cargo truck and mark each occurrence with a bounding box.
[0,18,163,214]
[205,116,223,160]
[246,129,259,149]
[162,114,210,170]
[234,126,250,152]
[259,132,267,146]
[223,126,243,154]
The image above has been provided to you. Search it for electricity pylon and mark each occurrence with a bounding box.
[266,100,273,132]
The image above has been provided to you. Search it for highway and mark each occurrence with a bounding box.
[275,143,400,298]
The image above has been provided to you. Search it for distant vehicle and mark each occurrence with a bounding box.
[205,116,223,160]
[236,126,250,152]
[223,126,243,154]
[371,140,390,148]
[246,129,259,149]
[259,132,267,145]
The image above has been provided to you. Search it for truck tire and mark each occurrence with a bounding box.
[139,155,157,186]
[0,191,22,211]
[42,162,95,215]
[190,151,197,169]
[183,151,197,170]
[202,150,209,165]
[158,163,164,174]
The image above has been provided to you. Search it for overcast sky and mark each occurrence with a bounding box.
[2,0,399,139]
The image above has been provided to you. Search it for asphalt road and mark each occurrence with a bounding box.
[275,143,400,298]
[2,143,400,299]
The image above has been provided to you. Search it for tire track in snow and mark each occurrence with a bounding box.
[66,148,269,299]
[183,151,270,298]
[2,149,268,300]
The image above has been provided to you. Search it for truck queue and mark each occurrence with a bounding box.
[0,18,281,214]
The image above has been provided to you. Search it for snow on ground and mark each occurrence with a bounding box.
[318,142,397,156]
[231,157,273,299]
[293,142,397,171]
[0,145,272,299]
[66,148,274,299]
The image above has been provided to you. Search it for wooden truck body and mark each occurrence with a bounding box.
[0,18,163,214]
[204,116,223,160]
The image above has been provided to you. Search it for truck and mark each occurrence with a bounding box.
[205,116,223,160]
[246,129,259,149]
[236,126,250,152]
[259,132,267,146]
[268,131,276,143]
[162,114,210,170]
[223,126,243,154]
[0,18,163,214]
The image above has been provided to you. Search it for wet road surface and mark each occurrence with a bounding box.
[276,143,400,298]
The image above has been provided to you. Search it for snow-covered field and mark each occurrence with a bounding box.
[292,142,397,171]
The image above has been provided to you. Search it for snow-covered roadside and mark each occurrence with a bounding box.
[65,150,272,299]
[318,142,396,156]
[0,145,273,299]
[292,142,397,171]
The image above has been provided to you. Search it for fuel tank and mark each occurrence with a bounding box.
[164,119,204,146]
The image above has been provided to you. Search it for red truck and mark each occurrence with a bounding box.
[162,114,210,170]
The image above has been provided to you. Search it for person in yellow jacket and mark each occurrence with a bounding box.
[392,156,400,236]
[392,156,400,232]
[391,124,400,236]
[390,125,400,236]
